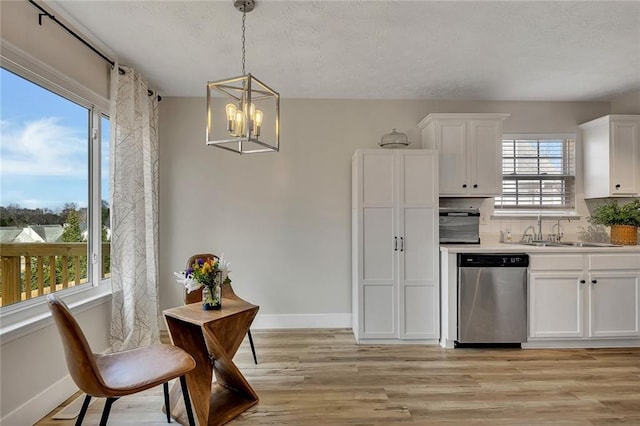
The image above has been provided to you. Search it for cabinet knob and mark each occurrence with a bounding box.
[615,184,621,189]
[591,279,597,284]
[473,184,478,188]
[462,184,467,188]
[579,280,586,284]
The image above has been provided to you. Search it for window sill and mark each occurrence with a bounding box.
[0,281,112,345]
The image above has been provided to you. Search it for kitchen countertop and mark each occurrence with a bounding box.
[440,241,640,253]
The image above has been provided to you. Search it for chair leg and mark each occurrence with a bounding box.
[247,329,258,364]
[99,397,118,426]
[163,382,171,423]
[74,394,92,426]
[179,376,196,426]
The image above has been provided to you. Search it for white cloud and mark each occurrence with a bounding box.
[0,117,88,177]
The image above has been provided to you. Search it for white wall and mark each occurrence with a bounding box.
[0,1,109,99]
[0,2,112,424]
[158,97,610,325]
[611,89,640,114]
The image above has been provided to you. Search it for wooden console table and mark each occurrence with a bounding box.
[163,298,259,425]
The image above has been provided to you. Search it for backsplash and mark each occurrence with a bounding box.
[439,197,623,244]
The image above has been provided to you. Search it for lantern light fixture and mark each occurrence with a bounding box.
[206,0,280,154]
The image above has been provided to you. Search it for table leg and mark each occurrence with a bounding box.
[165,305,259,426]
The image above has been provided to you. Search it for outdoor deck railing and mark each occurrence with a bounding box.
[0,242,110,307]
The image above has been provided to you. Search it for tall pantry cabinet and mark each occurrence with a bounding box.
[352,149,439,343]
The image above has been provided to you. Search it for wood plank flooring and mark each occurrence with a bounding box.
[37,329,640,425]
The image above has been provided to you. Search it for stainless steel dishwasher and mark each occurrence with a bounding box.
[457,253,529,346]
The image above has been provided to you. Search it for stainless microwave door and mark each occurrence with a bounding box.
[439,215,479,243]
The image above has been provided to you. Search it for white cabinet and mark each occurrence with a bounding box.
[580,115,640,198]
[588,255,640,338]
[528,253,640,343]
[529,255,585,339]
[352,149,439,342]
[419,113,509,197]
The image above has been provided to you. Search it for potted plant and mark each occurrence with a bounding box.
[589,199,640,245]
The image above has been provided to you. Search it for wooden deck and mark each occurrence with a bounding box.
[37,329,640,425]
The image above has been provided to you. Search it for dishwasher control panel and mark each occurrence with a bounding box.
[458,253,529,268]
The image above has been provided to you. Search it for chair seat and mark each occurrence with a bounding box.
[94,344,196,396]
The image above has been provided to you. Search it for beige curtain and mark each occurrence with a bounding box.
[109,65,160,351]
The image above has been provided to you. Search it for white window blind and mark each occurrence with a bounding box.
[495,136,575,210]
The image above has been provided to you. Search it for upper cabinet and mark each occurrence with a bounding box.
[580,115,640,198]
[419,113,509,197]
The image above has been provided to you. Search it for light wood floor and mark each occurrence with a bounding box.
[37,329,640,425]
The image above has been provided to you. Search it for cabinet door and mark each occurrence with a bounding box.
[360,152,397,338]
[529,272,584,339]
[436,120,468,195]
[468,120,502,196]
[610,119,639,196]
[398,151,438,339]
[588,272,640,338]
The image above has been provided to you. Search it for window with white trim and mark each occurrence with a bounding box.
[0,63,110,309]
[495,135,576,211]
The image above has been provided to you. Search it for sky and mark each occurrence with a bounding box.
[0,67,109,212]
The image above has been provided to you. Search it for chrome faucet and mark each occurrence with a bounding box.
[520,225,536,243]
[553,216,571,242]
[535,214,543,241]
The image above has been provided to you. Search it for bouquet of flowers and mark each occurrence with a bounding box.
[175,255,232,309]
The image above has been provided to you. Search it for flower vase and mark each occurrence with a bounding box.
[202,284,221,310]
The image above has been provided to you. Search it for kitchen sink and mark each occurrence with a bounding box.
[519,241,563,247]
[515,241,621,248]
[556,241,621,247]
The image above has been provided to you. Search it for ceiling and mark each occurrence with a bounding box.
[49,0,640,101]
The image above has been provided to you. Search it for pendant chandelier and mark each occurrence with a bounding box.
[206,0,280,154]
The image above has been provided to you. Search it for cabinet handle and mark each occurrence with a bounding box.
[591,279,597,284]
[473,184,478,188]
[462,184,467,188]
[615,184,621,189]
[579,280,586,284]
[394,236,398,251]
[400,237,404,252]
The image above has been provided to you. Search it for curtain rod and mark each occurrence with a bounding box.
[27,0,161,101]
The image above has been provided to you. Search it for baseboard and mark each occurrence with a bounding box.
[1,374,77,426]
[523,339,640,349]
[251,313,352,329]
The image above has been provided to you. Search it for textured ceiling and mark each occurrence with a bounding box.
[49,0,640,101]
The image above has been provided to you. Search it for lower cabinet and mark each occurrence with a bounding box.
[528,253,640,343]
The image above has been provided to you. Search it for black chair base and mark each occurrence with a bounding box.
[74,376,195,426]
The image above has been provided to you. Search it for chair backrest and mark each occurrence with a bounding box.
[47,294,108,397]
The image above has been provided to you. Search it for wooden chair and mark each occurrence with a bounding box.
[47,294,197,426]
[184,253,258,364]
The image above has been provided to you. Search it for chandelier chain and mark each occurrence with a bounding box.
[241,10,246,75]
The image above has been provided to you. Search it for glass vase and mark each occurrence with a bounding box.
[202,284,221,310]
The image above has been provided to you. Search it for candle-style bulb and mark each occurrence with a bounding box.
[254,109,263,137]
[225,104,237,133]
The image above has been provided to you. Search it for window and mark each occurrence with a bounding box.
[0,64,110,309]
[495,135,575,211]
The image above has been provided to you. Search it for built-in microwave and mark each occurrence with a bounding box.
[439,208,481,244]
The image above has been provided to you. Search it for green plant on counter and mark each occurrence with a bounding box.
[589,199,640,227]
